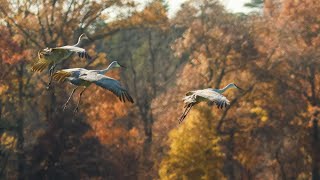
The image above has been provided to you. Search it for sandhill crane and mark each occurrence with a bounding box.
[52,61,134,112]
[32,33,92,88]
[179,83,242,123]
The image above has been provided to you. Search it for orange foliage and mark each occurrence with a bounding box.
[82,63,142,151]
[0,27,26,64]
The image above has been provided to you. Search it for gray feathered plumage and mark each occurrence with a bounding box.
[179,83,242,123]
[79,73,134,103]
[53,61,134,106]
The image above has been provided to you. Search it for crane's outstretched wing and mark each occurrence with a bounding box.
[194,89,230,109]
[54,46,91,60]
[79,73,134,103]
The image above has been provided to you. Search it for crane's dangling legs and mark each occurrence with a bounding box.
[62,86,79,111]
[74,87,86,113]
[179,103,194,124]
[47,63,57,90]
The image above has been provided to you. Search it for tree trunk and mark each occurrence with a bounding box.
[17,63,25,180]
[311,116,319,180]
[17,115,25,180]
[46,86,57,125]
[142,113,153,155]
[0,98,2,121]
[224,130,235,180]
[275,147,287,180]
[139,104,154,180]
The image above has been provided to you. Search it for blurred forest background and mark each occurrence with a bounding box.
[0,0,319,179]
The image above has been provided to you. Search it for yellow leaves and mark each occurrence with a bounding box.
[250,107,269,122]
[0,84,9,95]
[0,132,17,151]
[261,116,268,122]
[159,107,225,179]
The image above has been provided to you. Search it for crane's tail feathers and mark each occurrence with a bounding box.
[31,61,50,72]
[179,103,194,124]
[52,71,72,82]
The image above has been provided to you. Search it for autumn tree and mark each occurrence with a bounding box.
[103,2,184,178]
[0,0,137,178]
[155,1,258,179]
[0,25,32,179]
[248,0,320,178]
[159,106,225,180]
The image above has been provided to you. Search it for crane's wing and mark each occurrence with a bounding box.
[194,89,230,109]
[31,59,52,72]
[79,73,134,103]
[31,50,52,72]
[52,46,91,60]
[53,68,86,82]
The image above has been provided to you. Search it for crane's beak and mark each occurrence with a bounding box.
[86,35,94,42]
[235,85,244,91]
[119,63,126,69]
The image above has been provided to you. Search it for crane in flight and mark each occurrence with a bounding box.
[32,33,92,88]
[179,83,242,123]
[52,61,134,112]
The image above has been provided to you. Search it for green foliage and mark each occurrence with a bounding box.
[159,106,225,180]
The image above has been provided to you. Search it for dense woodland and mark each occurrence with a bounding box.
[0,0,319,179]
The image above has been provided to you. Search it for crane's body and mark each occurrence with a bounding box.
[32,34,92,88]
[40,47,73,63]
[53,61,133,112]
[179,83,242,123]
[32,35,91,72]
[184,88,229,107]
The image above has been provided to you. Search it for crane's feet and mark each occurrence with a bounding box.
[46,82,52,90]
[62,103,68,111]
[73,107,79,114]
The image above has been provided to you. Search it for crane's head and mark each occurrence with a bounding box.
[229,83,243,91]
[109,61,126,69]
[79,33,93,42]
[75,33,92,47]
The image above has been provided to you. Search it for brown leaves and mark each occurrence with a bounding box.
[0,27,25,64]
[128,1,169,30]
[81,61,141,152]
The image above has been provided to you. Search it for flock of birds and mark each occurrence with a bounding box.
[31,33,242,123]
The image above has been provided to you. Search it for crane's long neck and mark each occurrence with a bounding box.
[74,40,81,47]
[99,64,114,74]
[74,35,83,47]
[216,84,233,94]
